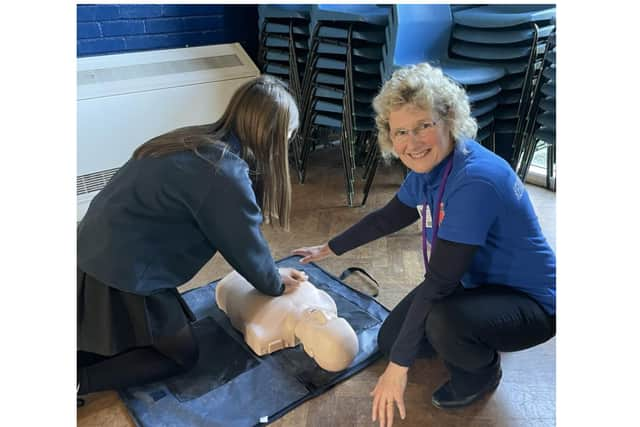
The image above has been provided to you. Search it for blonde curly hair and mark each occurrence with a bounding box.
[373,62,477,157]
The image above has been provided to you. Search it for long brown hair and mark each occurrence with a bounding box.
[132,74,298,229]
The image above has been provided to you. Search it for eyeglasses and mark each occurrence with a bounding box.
[390,121,438,144]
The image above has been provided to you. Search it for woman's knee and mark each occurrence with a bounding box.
[424,303,466,354]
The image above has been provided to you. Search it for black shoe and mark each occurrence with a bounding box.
[431,367,502,409]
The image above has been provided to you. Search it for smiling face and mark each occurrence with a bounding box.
[388,103,454,174]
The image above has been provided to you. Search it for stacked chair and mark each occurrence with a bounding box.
[515,31,556,189]
[297,5,394,206]
[437,59,506,150]
[449,4,556,165]
[257,5,312,174]
[257,5,312,103]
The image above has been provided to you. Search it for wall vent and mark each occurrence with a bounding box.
[77,168,120,196]
[78,54,243,87]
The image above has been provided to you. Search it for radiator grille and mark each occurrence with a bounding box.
[77,167,120,195]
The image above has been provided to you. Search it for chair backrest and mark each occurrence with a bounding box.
[258,4,311,20]
[391,5,453,68]
[453,5,556,28]
[311,4,391,25]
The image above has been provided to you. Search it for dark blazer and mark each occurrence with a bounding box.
[77,132,283,297]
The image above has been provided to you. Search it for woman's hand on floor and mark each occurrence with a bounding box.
[371,361,408,427]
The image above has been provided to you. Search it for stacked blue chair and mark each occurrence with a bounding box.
[436,58,506,150]
[258,5,311,102]
[449,4,556,165]
[296,5,393,206]
[516,31,556,189]
[258,5,312,173]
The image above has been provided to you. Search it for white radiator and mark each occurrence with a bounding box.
[77,43,260,220]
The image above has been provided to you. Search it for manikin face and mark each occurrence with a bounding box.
[388,103,454,174]
[295,307,359,372]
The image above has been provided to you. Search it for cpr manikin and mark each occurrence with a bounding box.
[215,271,359,372]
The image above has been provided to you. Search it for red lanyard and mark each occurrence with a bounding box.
[421,156,454,273]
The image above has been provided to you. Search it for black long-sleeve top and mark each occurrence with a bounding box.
[329,195,478,367]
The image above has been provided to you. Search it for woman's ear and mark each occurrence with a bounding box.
[441,104,453,120]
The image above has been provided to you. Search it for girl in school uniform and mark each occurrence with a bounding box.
[77,75,307,399]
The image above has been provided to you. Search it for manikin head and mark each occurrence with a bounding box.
[294,307,359,372]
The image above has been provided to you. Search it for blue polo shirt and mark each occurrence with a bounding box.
[397,140,555,314]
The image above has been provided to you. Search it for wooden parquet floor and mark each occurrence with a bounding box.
[77,146,556,427]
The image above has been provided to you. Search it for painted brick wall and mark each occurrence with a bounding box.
[77,4,259,62]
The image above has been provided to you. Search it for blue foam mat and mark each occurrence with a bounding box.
[120,255,389,427]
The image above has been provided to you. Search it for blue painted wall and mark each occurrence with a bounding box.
[77,4,259,62]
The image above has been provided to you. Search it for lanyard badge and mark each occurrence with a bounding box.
[421,156,454,273]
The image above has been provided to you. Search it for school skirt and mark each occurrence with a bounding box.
[77,268,196,356]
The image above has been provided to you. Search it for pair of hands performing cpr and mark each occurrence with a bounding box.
[291,244,409,427]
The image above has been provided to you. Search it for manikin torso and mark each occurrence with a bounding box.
[216,271,359,372]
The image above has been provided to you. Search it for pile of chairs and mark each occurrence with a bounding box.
[256,5,557,206]
[515,31,556,189]
[297,5,394,206]
[448,5,556,167]
[257,5,312,175]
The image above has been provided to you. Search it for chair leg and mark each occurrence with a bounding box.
[546,141,555,191]
[362,131,377,181]
[361,148,379,206]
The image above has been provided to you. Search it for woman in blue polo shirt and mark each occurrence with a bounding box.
[293,63,555,425]
[77,75,308,400]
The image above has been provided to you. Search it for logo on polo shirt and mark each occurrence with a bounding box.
[438,202,445,225]
[513,178,525,200]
